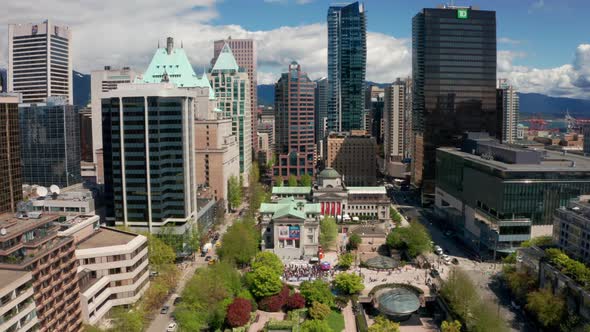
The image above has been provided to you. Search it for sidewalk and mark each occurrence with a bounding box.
[342,303,357,332]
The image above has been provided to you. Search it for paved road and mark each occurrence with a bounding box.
[146,208,241,332]
[387,187,535,332]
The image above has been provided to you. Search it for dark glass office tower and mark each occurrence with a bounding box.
[412,6,497,196]
[327,2,367,133]
[19,97,81,187]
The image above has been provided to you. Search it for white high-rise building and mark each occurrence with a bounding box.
[383,79,407,178]
[498,79,519,144]
[8,20,72,103]
[90,66,140,165]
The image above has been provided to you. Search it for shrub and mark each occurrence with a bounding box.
[309,301,331,320]
[258,285,289,312]
[226,298,252,327]
[286,293,306,310]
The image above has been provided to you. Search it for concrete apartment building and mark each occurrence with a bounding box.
[194,79,240,206]
[209,44,252,184]
[0,93,23,214]
[257,132,271,166]
[324,130,377,186]
[383,79,408,178]
[553,195,590,265]
[0,213,83,331]
[274,61,316,181]
[90,66,140,174]
[497,79,519,144]
[212,38,258,155]
[8,21,72,104]
[0,269,38,332]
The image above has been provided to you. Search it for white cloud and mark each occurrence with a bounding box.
[499,44,590,99]
[498,37,522,45]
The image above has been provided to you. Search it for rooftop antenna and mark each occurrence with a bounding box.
[181,40,183,48]
[158,39,160,48]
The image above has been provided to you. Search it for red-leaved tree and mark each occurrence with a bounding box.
[258,285,290,312]
[226,297,252,327]
[286,293,306,310]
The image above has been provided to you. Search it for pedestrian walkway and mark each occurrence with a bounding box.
[342,303,357,332]
[248,311,285,332]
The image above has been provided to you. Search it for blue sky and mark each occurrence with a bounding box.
[213,0,588,69]
[1,0,588,98]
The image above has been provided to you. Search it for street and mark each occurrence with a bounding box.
[146,208,239,332]
[388,186,535,332]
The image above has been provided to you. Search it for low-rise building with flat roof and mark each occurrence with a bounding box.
[553,195,590,265]
[435,134,590,254]
[29,183,95,216]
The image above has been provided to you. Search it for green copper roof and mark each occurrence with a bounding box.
[318,167,340,179]
[212,43,239,72]
[195,70,216,100]
[260,197,320,220]
[272,187,312,195]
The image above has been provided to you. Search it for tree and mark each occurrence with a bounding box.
[369,316,400,332]
[470,302,509,332]
[440,268,479,323]
[348,233,362,250]
[247,265,283,298]
[300,173,313,187]
[522,235,553,247]
[286,293,306,310]
[390,207,402,225]
[526,288,566,329]
[299,280,335,306]
[252,252,284,276]
[320,217,338,249]
[258,285,289,312]
[309,301,331,320]
[228,175,242,211]
[301,319,332,332]
[143,233,175,271]
[338,253,354,269]
[441,320,462,332]
[275,176,284,187]
[218,220,259,266]
[333,273,364,295]
[288,175,298,187]
[505,269,537,302]
[110,308,143,332]
[226,298,252,327]
[386,222,431,258]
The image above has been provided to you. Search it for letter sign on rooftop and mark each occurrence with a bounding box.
[457,8,468,19]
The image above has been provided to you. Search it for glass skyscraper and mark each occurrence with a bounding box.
[19,97,81,187]
[412,6,498,196]
[327,2,366,133]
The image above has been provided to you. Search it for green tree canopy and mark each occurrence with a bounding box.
[300,173,313,187]
[368,316,400,332]
[228,175,243,210]
[522,235,553,248]
[252,252,284,276]
[441,320,461,332]
[320,217,338,249]
[338,253,354,270]
[217,220,259,266]
[247,265,283,298]
[144,233,175,271]
[526,288,566,329]
[299,280,335,306]
[347,233,362,250]
[390,207,402,225]
[333,273,364,295]
[301,319,332,332]
[386,222,431,258]
[288,175,298,187]
[440,268,479,322]
[504,269,537,302]
[275,176,284,187]
[309,301,331,320]
[110,308,144,332]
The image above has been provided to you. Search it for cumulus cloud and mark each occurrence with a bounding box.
[499,44,590,99]
[0,0,410,85]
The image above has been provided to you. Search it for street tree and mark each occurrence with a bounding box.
[252,252,284,276]
[288,175,298,187]
[333,273,364,295]
[347,233,362,250]
[217,220,259,266]
[441,320,461,332]
[110,307,144,332]
[440,268,479,322]
[526,288,566,329]
[386,222,431,258]
[247,265,283,298]
[227,175,242,211]
[320,217,338,249]
[338,253,354,269]
[299,280,335,306]
[368,316,400,332]
[300,173,313,187]
[275,176,284,187]
[144,233,175,271]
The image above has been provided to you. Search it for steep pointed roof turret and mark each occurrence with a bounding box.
[140,37,202,88]
[194,69,216,100]
[211,43,239,72]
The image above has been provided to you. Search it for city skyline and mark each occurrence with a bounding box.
[0,0,588,99]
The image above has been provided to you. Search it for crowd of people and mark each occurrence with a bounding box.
[282,262,330,282]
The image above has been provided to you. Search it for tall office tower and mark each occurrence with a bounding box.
[412,6,497,198]
[79,107,93,162]
[90,67,139,168]
[324,131,376,186]
[0,213,83,332]
[102,37,204,233]
[497,79,519,144]
[194,76,240,207]
[274,62,316,180]
[209,44,252,183]
[8,20,72,104]
[212,38,257,155]
[364,84,384,143]
[403,76,413,159]
[584,125,590,155]
[0,93,23,213]
[383,79,406,177]
[314,77,329,152]
[19,96,81,187]
[327,2,367,132]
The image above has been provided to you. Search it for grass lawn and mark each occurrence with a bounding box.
[326,310,345,332]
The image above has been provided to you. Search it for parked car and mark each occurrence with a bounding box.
[430,269,441,278]
[166,322,177,332]
[451,258,459,265]
[173,296,182,305]
[160,305,170,314]
[434,246,443,255]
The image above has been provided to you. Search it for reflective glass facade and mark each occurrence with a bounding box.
[102,96,189,225]
[327,2,366,132]
[412,8,498,191]
[19,103,81,187]
[0,97,23,213]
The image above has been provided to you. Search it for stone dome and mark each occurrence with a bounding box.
[318,167,340,179]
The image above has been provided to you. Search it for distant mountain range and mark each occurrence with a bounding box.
[73,71,91,107]
[0,68,6,92]
[258,82,590,118]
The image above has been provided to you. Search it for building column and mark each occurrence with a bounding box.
[119,97,128,227]
[144,96,152,233]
